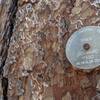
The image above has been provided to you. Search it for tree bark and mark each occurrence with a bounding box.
[0,0,100,100]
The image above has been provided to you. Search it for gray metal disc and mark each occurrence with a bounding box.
[65,26,100,69]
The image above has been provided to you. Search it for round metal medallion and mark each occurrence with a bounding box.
[65,26,100,69]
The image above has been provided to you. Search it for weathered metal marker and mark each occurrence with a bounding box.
[66,26,100,69]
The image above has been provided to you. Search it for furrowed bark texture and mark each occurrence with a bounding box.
[0,0,18,99]
[0,0,100,100]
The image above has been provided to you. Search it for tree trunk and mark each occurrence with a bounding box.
[0,0,100,100]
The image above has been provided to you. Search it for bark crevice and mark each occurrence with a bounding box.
[0,0,18,99]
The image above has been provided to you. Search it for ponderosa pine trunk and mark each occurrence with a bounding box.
[0,0,100,100]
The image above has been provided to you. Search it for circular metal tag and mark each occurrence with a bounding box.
[66,26,100,69]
